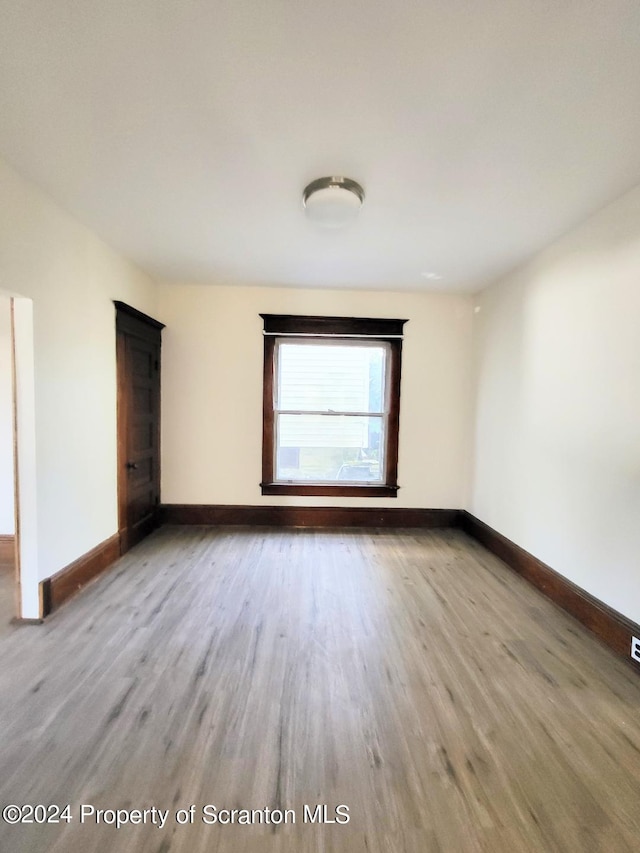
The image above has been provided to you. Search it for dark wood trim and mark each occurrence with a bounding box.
[260,483,399,498]
[260,316,405,497]
[116,329,128,540]
[115,303,163,555]
[385,338,402,488]
[120,512,161,554]
[261,334,276,489]
[260,314,408,338]
[40,533,121,617]
[460,511,640,671]
[0,535,15,572]
[114,301,165,334]
[161,504,458,528]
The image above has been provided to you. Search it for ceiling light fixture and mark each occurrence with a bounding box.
[303,176,365,228]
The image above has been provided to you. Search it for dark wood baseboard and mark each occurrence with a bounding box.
[161,504,460,529]
[460,511,640,672]
[35,505,639,673]
[0,534,15,572]
[119,509,161,556]
[40,533,122,617]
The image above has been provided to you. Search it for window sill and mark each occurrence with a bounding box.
[260,483,399,498]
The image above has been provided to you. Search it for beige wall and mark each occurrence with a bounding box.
[158,284,474,509]
[470,183,640,624]
[0,156,157,587]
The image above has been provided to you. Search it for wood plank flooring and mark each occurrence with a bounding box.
[0,526,639,852]
[0,564,16,640]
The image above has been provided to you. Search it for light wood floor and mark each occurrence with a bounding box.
[0,526,639,853]
[0,564,16,640]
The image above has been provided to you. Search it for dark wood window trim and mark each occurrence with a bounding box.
[260,314,407,498]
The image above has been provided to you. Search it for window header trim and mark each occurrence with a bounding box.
[260,314,408,339]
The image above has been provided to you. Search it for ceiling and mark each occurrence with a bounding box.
[1,1,640,293]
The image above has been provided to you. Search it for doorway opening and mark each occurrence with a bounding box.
[0,294,15,630]
[0,293,39,624]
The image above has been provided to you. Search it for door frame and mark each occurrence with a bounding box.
[115,301,164,554]
[9,296,39,619]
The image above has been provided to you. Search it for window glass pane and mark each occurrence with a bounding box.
[277,343,386,413]
[275,414,384,482]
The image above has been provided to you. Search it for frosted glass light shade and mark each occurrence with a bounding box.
[303,177,365,228]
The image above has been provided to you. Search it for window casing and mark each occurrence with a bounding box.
[260,314,407,497]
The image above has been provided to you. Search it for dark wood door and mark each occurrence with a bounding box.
[115,302,164,553]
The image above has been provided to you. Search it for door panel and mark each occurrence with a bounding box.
[116,303,164,554]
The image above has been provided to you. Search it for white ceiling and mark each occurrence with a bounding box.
[1,1,640,292]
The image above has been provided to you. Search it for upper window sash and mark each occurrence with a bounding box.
[273,337,390,416]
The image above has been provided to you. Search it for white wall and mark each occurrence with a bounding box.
[470,183,640,624]
[159,284,473,509]
[0,296,14,535]
[0,156,157,588]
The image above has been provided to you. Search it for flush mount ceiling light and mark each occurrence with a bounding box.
[302,176,365,228]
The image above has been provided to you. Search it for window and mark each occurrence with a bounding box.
[260,314,407,497]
